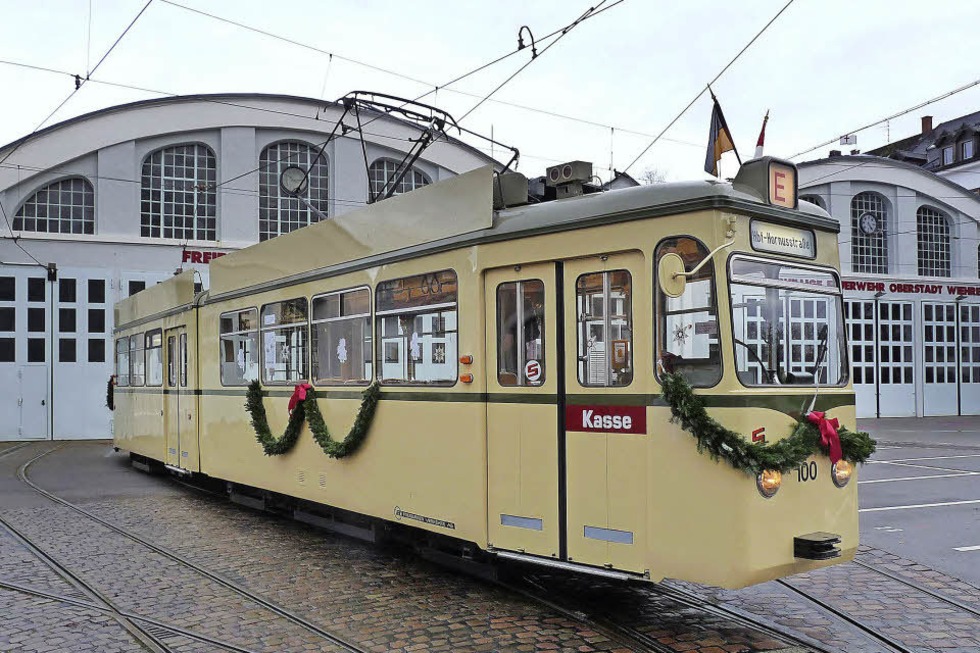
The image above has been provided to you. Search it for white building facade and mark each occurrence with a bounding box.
[799,154,980,417]
[0,94,495,441]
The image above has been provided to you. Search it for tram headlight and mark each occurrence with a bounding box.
[832,460,854,488]
[756,469,782,498]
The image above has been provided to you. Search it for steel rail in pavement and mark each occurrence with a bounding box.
[18,445,371,653]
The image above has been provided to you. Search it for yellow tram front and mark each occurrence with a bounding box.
[487,158,860,588]
[643,158,858,587]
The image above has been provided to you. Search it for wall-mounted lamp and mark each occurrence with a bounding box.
[956,294,968,302]
[873,291,885,298]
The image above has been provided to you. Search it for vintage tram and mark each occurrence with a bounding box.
[113,157,863,588]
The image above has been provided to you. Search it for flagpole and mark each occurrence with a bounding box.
[704,85,741,175]
[755,109,770,159]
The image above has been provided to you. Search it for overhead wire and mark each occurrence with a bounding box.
[161,0,630,193]
[0,0,155,267]
[623,0,797,174]
[0,0,689,190]
[158,0,434,87]
[416,0,628,108]
[0,0,153,268]
[0,0,154,169]
[457,1,624,123]
[789,76,980,160]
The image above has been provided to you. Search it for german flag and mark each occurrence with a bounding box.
[704,92,741,177]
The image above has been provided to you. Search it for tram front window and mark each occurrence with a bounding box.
[729,257,846,386]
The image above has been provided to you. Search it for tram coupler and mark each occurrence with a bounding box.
[793,532,842,560]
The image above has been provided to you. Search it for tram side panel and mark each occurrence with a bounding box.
[195,261,491,548]
[113,329,166,464]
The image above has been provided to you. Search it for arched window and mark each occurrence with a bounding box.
[140,144,216,240]
[14,177,94,234]
[800,194,826,210]
[368,158,431,201]
[258,141,328,242]
[916,206,951,277]
[850,192,888,274]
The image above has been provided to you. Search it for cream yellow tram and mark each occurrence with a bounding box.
[113,158,859,589]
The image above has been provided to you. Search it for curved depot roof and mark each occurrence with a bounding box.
[0,92,498,184]
[799,154,980,219]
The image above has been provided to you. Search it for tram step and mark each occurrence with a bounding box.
[793,532,841,560]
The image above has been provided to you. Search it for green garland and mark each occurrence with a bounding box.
[660,372,876,475]
[244,381,381,458]
[307,383,381,458]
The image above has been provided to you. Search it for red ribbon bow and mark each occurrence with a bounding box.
[288,383,313,413]
[806,410,842,464]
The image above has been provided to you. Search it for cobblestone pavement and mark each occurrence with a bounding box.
[672,546,980,653]
[3,441,979,652]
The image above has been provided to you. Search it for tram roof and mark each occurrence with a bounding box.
[202,165,836,302]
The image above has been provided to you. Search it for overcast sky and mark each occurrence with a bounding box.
[2,0,980,182]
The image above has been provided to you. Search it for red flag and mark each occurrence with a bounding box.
[754,110,769,159]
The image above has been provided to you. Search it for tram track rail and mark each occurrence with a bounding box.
[0,444,267,653]
[0,576,266,653]
[764,551,980,653]
[4,444,372,653]
[774,579,918,653]
[648,581,835,653]
[495,574,679,653]
[497,568,845,653]
[851,558,980,617]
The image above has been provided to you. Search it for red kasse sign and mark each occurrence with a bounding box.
[565,404,646,434]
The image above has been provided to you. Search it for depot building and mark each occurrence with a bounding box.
[799,153,980,418]
[0,94,495,441]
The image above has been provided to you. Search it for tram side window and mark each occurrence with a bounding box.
[497,280,545,386]
[655,237,721,387]
[220,308,259,385]
[576,270,633,387]
[145,330,163,386]
[129,333,145,386]
[260,299,308,384]
[312,288,372,385]
[115,338,130,386]
[375,270,457,385]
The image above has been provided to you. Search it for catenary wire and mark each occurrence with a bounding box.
[0,0,154,170]
[154,0,676,145]
[0,200,46,267]
[1,1,666,193]
[789,76,980,160]
[457,1,625,122]
[623,0,797,174]
[215,0,628,193]
[0,57,701,170]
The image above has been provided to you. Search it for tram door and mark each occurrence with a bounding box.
[562,253,647,573]
[485,264,560,559]
[164,329,183,468]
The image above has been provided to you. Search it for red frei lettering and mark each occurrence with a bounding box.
[182,250,192,263]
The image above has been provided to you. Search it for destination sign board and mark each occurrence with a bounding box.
[750,220,816,259]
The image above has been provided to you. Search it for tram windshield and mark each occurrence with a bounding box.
[729,257,846,386]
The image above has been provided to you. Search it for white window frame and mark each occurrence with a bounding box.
[311,286,373,385]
